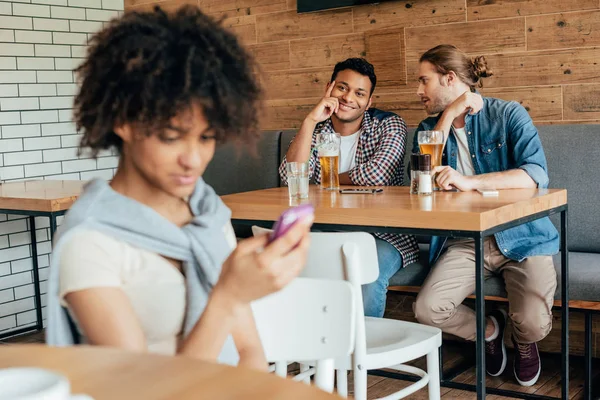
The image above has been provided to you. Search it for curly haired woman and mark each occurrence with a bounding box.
[46,6,312,369]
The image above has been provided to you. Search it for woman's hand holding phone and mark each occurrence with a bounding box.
[214,211,314,308]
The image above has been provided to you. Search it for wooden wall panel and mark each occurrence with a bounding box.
[262,68,331,100]
[127,0,197,12]
[365,28,406,91]
[371,92,428,128]
[126,0,600,128]
[249,41,290,72]
[527,10,600,51]
[480,86,563,121]
[563,84,600,121]
[223,15,256,45]
[289,34,365,69]
[467,0,598,22]
[484,48,600,89]
[352,0,465,33]
[405,18,527,60]
[256,9,352,43]
[263,98,320,130]
[196,0,286,18]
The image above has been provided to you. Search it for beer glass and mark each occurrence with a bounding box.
[418,130,445,190]
[316,132,341,191]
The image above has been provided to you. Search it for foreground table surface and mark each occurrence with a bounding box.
[221,186,567,232]
[0,180,86,212]
[0,345,339,400]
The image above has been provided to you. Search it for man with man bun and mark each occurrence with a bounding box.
[412,44,558,387]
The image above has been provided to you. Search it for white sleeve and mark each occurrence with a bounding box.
[222,222,238,250]
[58,230,124,304]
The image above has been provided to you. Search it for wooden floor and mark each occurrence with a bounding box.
[1,330,596,399]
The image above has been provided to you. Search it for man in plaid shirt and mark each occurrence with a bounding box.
[279,58,419,318]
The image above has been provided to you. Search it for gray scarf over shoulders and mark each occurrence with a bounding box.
[46,178,239,365]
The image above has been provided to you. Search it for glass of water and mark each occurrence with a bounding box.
[286,162,309,199]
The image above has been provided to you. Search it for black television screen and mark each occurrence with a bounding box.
[298,0,395,13]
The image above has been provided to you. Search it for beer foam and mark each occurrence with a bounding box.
[318,150,338,157]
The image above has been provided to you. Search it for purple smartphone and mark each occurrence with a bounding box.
[269,204,315,243]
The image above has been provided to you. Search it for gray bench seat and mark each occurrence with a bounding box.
[389,250,598,302]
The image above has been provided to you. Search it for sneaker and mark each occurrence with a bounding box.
[485,309,507,376]
[512,336,541,387]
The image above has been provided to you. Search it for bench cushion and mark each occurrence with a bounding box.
[204,130,282,196]
[389,250,600,302]
[541,124,600,253]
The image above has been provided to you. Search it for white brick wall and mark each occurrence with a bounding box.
[0,0,122,335]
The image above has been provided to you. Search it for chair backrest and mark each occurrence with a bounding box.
[252,228,377,370]
[251,277,356,392]
[252,227,379,285]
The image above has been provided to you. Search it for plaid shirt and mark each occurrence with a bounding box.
[279,108,419,266]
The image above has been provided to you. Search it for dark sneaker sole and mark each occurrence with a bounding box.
[487,309,507,377]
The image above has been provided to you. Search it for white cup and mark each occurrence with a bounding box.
[0,368,92,400]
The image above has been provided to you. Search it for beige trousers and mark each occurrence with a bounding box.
[414,237,557,343]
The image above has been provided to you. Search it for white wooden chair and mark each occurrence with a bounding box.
[253,227,442,400]
[251,277,356,393]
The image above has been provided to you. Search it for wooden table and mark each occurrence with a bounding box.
[0,180,85,339]
[0,344,339,399]
[222,186,569,400]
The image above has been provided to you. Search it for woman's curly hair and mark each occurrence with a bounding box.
[74,5,263,157]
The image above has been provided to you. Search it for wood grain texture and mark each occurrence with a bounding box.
[256,9,353,43]
[482,48,600,88]
[125,0,600,128]
[0,180,85,212]
[262,68,331,100]
[365,28,406,90]
[197,0,287,18]
[371,92,427,127]
[223,15,257,45]
[405,18,527,60]
[126,0,196,12]
[264,98,320,130]
[0,345,339,400]
[289,33,365,69]
[222,186,567,232]
[563,84,600,120]
[527,10,600,51]
[480,86,563,121]
[249,41,290,71]
[467,0,599,21]
[352,0,466,33]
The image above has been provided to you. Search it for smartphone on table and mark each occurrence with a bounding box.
[339,188,383,194]
[269,204,315,243]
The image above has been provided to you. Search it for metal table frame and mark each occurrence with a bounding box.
[233,204,569,400]
[0,208,66,340]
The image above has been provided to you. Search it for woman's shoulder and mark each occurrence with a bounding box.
[61,229,125,257]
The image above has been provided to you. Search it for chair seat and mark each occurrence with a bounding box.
[334,317,441,371]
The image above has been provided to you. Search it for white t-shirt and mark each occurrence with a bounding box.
[453,126,475,176]
[58,223,238,355]
[339,129,361,173]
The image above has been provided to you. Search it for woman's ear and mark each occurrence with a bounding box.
[113,124,133,144]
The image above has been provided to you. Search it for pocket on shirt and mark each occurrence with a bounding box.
[480,137,505,156]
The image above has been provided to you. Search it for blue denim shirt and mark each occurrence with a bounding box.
[412,96,559,265]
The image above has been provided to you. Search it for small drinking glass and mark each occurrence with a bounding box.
[286,162,309,199]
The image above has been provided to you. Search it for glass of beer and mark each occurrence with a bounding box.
[418,130,445,190]
[316,132,341,191]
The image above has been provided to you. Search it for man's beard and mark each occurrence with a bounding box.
[426,92,454,115]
